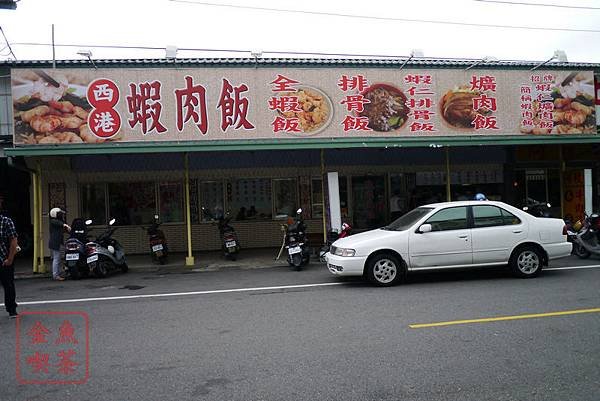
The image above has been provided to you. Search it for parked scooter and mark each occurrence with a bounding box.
[522,198,552,218]
[319,222,352,262]
[142,214,168,265]
[85,218,128,278]
[64,218,92,279]
[572,213,600,259]
[285,208,310,270]
[203,208,240,260]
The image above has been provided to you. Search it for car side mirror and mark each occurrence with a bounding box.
[419,224,432,233]
[85,219,92,225]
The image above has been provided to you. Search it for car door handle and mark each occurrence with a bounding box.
[458,235,468,239]
[512,230,523,234]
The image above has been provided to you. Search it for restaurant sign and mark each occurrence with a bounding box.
[10,68,597,145]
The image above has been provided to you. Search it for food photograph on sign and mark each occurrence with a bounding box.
[11,69,122,144]
[358,83,410,132]
[519,71,596,135]
[276,86,333,134]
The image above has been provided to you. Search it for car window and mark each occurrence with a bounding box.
[385,207,434,231]
[425,207,468,231]
[501,208,521,225]
[473,205,505,228]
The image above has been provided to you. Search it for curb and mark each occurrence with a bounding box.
[14,260,307,280]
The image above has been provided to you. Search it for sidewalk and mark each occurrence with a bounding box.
[13,247,311,279]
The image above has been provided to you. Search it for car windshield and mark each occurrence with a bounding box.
[383,207,434,231]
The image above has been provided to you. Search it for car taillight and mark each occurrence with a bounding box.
[86,245,96,254]
[562,225,567,236]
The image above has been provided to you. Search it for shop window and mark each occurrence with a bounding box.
[80,183,106,225]
[159,182,183,223]
[200,181,224,222]
[108,182,156,226]
[230,178,272,220]
[273,179,298,219]
[311,178,323,219]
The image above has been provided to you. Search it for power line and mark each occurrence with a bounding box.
[474,0,600,10]
[1,42,539,62]
[168,0,600,33]
[0,26,17,60]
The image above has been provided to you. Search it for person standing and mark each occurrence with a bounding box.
[49,207,70,281]
[389,190,403,221]
[0,191,19,318]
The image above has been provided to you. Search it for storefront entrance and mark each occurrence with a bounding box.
[351,175,387,230]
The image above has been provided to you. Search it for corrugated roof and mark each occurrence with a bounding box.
[1,57,599,69]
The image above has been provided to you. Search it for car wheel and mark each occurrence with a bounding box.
[367,253,403,286]
[510,246,543,278]
[573,243,591,259]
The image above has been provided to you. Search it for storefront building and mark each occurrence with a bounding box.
[0,58,598,270]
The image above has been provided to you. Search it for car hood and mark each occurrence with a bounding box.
[333,229,404,253]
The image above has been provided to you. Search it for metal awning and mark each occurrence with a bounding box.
[3,135,600,156]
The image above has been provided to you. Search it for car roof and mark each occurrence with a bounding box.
[420,200,514,209]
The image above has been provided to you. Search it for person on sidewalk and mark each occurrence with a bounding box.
[0,191,19,318]
[49,207,70,281]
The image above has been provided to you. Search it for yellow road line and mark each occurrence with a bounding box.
[409,308,600,329]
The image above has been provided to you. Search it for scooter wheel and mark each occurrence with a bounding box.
[573,243,591,259]
[95,261,109,278]
[68,267,80,280]
[121,263,129,273]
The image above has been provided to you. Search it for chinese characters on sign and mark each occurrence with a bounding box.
[405,74,436,132]
[269,74,302,133]
[470,75,499,130]
[338,74,371,132]
[520,74,556,134]
[87,78,121,139]
[17,311,89,384]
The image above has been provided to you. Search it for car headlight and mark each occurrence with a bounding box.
[333,247,356,257]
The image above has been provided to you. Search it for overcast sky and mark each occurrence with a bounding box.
[1,0,600,63]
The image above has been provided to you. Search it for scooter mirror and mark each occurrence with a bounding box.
[296,208,302,215]
[85,219,92,225]
[109,218,116,226]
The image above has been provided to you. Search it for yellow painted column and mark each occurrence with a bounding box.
[184,153,194,266]
[31,171,39,273]
[36,161,46,273]
[559,145,565,219]
[321,149,327,244]
[445,147,452,202]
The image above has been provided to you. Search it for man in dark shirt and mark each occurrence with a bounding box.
[0,191,18,318]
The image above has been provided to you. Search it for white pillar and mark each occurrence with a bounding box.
[584,169,593,216]
[327,172,341,233]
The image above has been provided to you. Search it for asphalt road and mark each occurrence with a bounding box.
[1,256,599,401]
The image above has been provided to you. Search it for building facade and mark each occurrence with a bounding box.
[1,58,598,265]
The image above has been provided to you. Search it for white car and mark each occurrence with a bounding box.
[326,201,572,286]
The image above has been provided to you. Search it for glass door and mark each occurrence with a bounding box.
[351,175,386,230]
